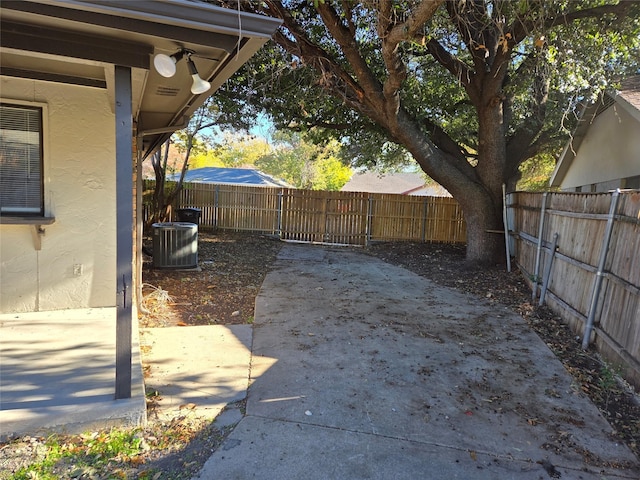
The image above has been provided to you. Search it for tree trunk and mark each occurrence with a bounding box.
[459,88,508,265]
[457,191,505,265]
[389,109,507,265]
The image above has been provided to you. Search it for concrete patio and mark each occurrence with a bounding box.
[0,308,146,440]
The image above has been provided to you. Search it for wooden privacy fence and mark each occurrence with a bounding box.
[507,190,640,387]
[143,180,466,245]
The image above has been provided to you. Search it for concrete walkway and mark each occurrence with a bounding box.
[140,324,253,422]
[194,244,639,480]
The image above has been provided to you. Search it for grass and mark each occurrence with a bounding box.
[4,412,226,480]
[11,429,145,479]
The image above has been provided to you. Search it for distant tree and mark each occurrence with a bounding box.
[211,0,639,263]
[188,149,225,169]
[517,153,557,192]
[314,150,353,191]
[145,98,218,231]
[255,131,352,189]
[213,132,272,167]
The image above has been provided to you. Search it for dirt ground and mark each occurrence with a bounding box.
[140,231,282,327]
[2,230,637,479]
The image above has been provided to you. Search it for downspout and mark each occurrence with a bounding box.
[582,189,621,350]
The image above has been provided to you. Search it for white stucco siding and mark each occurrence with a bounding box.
[561,105,640,189]
[0,227,38,309]
[0,78,117,313]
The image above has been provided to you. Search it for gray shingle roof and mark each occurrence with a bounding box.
[169,167,290,187]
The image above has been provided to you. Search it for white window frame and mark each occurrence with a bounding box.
[0,99,50,221]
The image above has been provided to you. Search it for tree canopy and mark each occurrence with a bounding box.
[209,0,639,262]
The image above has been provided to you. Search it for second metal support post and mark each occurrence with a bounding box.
[582,189,621,350]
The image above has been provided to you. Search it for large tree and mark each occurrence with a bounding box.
[212,0,639,263]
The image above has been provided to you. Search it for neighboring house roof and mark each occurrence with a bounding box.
[616,76,640,115]
[170,167,290,187]
[342,172,451,196]
[0,0,281,159]
[550,76,640,187]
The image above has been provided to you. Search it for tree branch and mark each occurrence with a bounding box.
[509,2,632,46]
[264,1,374,116]
[378,1,444,104]
[425,38,477,103]
[314,2,384,104]
[423,118,466,162]
[505,54,550,178]
[446,0,497,76]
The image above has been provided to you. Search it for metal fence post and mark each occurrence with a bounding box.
[214,184,219,229]
[502,184,511,272]
[421,198,428,243]
[365,196,373,246]
[539,232,559,306]
[533,192,549,300]
[582,189,621,349]
[277,189,284,239]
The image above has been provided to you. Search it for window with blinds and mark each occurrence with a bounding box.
[0,104,43,215]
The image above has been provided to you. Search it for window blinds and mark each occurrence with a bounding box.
[0,104,43,214]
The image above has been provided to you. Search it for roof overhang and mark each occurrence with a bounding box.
[0,0,281,158]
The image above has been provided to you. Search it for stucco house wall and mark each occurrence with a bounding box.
[550,76,640,192]
[559,105,640,191]
[1,77,116,313]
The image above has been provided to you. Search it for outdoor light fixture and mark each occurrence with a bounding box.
[185,55,211,95]
[153,50,185,78]
[153,49,211,95]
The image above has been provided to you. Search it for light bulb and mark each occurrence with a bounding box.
[186,56,211,94]
[153,53,177,78]
[191,74,211,94]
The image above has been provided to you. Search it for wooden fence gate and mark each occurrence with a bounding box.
[280,190,369,245]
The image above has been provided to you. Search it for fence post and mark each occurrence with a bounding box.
[421,198,428,243]
[533,192,549,300]
[582,189,621,350]
[277,189,284,239]
[214,184,219,229]
[365,196,373,246]
[502,184,511,272]
[539,232,559,306]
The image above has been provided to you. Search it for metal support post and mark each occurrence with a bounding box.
[582,190,621,349]
[115,65,133,400]
[533,192,548,299]
[502,184,511,272]
[539,232,559,306]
